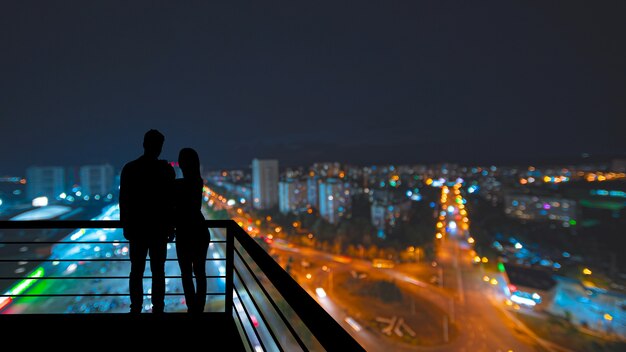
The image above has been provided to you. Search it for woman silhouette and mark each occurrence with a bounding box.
[173,148,210,313]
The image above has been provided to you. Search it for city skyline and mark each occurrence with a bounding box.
[1,1,625,175]
[2,153,625,350]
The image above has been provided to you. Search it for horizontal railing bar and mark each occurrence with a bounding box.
[0,220,233,229]
[0,275,226,280]
[0,241,227,244]
[0,258,226,262]
[1,293,226,297]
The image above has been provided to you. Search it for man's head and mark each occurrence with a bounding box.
[143,129,165,158]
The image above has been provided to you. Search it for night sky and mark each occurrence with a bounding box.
[1,1,625,175]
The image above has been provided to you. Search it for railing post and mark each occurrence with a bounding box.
[224,223,234,315]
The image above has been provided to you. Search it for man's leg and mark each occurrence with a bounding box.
[129,239,149,313]
[149,239,168,313]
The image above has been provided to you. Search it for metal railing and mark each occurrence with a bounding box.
[0,219,364,351]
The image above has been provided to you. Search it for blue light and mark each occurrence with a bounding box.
[377,229,385,239]
[562,252,570,258]
[429,202,436,208]
[380,181,386,187]
[468,185,478,194]
[406,190,413,197]
[512,200,519,206]
[511,292,537,306]
[411,194,422,201]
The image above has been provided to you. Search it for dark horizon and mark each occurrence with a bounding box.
[8,142,623,176]
[2,1,625,175]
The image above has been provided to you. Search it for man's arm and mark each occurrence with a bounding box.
[119,165,129,223]
[164,163,176,237]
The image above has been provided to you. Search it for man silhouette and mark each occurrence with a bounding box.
[119,129,175,313]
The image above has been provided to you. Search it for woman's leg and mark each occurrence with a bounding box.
[176,241,195,312]
[192,240,209,313]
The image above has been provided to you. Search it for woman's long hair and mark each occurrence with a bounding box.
[178,148,202,182]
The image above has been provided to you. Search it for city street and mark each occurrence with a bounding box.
[2,204,227,314]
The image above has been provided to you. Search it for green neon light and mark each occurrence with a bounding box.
[10,267,44,295]
[497,262,505,273]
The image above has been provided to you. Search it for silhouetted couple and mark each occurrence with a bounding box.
[119,129,210,314]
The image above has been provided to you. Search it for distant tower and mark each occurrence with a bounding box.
[26,166,65,200]
[279,178,307,214]
[79,164,114,196]
[252,159,279,209]
[307,175,320,208]
[318,178,351,224]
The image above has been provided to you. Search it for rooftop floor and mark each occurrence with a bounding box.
[0,312,245,350]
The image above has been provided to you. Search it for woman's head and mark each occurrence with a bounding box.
[178,148,201,179]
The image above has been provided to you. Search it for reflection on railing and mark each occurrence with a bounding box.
[0,220,364,351]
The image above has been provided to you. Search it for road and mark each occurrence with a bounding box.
[266,183,554,351]
[433,184,553,351]
[206,182,556,351]
[0,204,105,293]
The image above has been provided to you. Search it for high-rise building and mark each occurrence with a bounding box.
[65,166,81,191]
[252,159,279,209]
[79,164,114,196]
[26,166,65,200]
[318,178,351,224]
[279,178,307,214]
[307,176,320,208]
